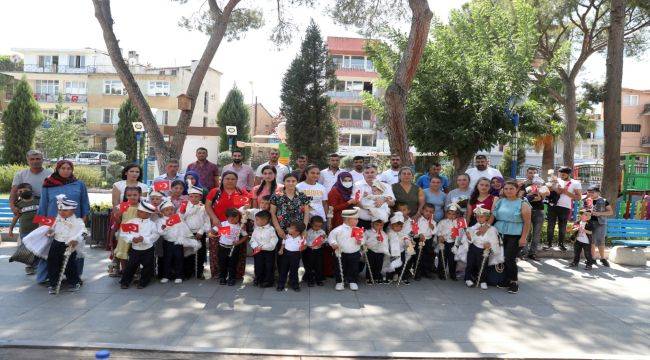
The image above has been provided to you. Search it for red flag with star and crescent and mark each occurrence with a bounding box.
[311,235,325,248]
[165,214,181,227]
[179,200,188,214]
[352,227,364,244]
[411,219,419,235]
[120,223,139,233]
[119,201,131,213]
[33,215,55,227]
[153,180,171,192]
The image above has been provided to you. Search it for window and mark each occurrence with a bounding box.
[350,134,362,146]
[350,107,363,120]
[102,109,119,124]
[621,124,641,132]
[155,110,169,125]
[68,110,86,121]
[338,133,350,146]
[203,117,208,127]
[332,80,346,92]
[365,59,374,71]
[103,80,127,95]
[203,91,209,112]
[362,107,371,121]
[623,94,639,106]
[361,134,374,147]
[68,55,85,68]
[35,80,59,95]
[43,109,58,119]
[350,56,365,69]
[37,55,59,71]
[345,81,363,92]
[339,106,351,119]
[65,81,86,94]
[331,55,343,68]
[148,81,170,96]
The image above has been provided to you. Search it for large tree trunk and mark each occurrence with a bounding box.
[561,80,577,167]
[541,135,555,180]
[451,152,474,189]
[602,0,626,204]
[92,0,238,171]
[384,0,432,166]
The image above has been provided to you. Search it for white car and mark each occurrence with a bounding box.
[63,152,108,165]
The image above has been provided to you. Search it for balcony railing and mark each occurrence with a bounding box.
[34,93,88,103]
[641,136,650,147]
[338,119,374,129]
[327,91,362,99]
[335,63,375,72]
[23,64,152,74]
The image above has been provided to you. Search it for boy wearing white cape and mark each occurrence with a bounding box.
[464,205,501,289]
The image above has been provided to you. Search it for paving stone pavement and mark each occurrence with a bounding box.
[0,243,648,357]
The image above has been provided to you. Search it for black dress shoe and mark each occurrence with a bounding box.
[307,281,315,287]
[219,279,227,285]
[227,279,236,286]
[316,281,324,286]
[276,286,285,292]
[559,245,567,251]
[292,286,301,292]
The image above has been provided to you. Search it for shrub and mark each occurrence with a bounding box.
[340,156,354,170]
[73,165,103,189]
[218,151,232,165]
[107,150,126,163]
[0,164,26,192]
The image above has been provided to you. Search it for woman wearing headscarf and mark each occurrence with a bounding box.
[37,160,90,284]
[490,176,505,197]
[185,170,208,197]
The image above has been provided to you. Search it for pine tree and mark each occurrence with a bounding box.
[217,86,251,160]
[1,79,42,164]
[115,99,140,163]
[280,20,337,168]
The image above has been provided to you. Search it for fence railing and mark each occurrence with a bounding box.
[33,93,87,103]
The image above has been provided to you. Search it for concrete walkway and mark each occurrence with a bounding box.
[0,243,648,358]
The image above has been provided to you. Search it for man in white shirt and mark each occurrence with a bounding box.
[349,156,365,183]
[353,164,395,229]
[318,153,343,193]
[378,153,402,185]
[465,154,503,189]
[545,166,582,251]
[255,148,291,184]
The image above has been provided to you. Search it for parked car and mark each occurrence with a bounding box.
[62,152,108,165]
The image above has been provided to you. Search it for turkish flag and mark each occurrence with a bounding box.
[179,200,188,214]
[456,218,467,229]
[311,235,324,248]
[33,215,55,227]
[119,201,130,213]
[377,231,384,242]
[232,193,249,208]
[354,190,361,202]
[252,246,262,256]
[153,180,171,192]
[451,227,460,239]
[120,223,139,233]
[218,226,231,236]
[165,214,181,227]
[299,237,307,251]
[411,219,419,235]
[351,227,364,244]
[245,190,255,199]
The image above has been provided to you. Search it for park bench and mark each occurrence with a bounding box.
[606,219,649,266]
[0,199,13,228]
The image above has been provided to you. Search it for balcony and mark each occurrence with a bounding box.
[22,64,150,74]
[327,91,362,100]
[33,93,87,103]
[338,119,374,129]
[641,136,650,147]
[335,63,375,72]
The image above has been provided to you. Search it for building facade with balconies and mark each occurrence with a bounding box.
[618,88,650,154]
[2,48,222,167]
[326,37,384,156]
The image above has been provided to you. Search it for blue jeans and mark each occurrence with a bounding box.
[36,259,49,283]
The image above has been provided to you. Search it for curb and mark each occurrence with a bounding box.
[0,340,648,359]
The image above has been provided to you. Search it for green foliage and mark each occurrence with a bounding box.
[90,202,113,213]
[340,155,354,169]
[498,146,526,178]
[73,165,104,189]
[0,55,23,72]
[36,95,84,159]
[107,150,126,163]
[281,20,338,168]
[115,99,140,163]
[218,151,232,165]
[0,164,26,192]
[217,87,251,160]
[1,79,42,164]
[107,150,126,185]
[367,0,538,172]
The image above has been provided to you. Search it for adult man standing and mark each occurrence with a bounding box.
[186,147,219,190]
[319,153,343,193]
[293,155,308,182]
[378,154,401,185]
[416,163,449,192]
[465,154,502,189]
[222,149,255,191]
[255,148,290,184]
[349,156,365,183]
[519,167,549,260]
[352,165,395,229]
[545,166,582,251]
[10,150,52,215]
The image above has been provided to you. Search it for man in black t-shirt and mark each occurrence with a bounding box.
[519,167,549,260]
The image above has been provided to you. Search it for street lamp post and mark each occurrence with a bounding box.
[511,113,520,179]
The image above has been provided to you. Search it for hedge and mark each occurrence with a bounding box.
[0,164,107,192]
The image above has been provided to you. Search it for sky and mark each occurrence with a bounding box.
[1,0,648,115]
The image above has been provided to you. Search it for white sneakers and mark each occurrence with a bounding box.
[480,282,488,290]
[335,283,345,291]
[160,278,169,284]
[465,280,474,287]
[174,279,183,284]
[349,283,359,291]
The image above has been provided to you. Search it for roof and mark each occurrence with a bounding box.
[622,87,650,94]
[248,103,276,118]
[327,37,372,56]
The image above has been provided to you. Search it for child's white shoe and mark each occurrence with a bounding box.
[480,282,488,290]
[160,278,169,284]
[465,280,474,287]
[174,279,182,284]
[335,283,344,291]
[349,283,358,291]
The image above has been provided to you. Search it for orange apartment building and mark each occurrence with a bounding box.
[619,88,650,154]
[326,37,383,156]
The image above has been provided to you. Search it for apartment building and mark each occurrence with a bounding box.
[326,37,382,156]
[618,88,650,154]
[2,48,222,167]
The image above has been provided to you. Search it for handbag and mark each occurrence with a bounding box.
[486,263,505,286]
[9,243,38,266]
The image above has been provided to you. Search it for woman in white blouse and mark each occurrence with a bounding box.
[112,164,148,206]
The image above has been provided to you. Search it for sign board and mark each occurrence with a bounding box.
[278,143,291,165]
[225,126,238,136]
[132,122,145,133]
